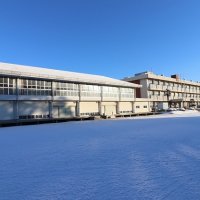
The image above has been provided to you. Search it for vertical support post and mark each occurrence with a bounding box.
[116,101,120,114]
[132,101,135,113]
[49,101,53,118]
[51,81,55,101]
[14,78,19,120]
[76,101,80,117]
[98,101,102,115]
[147,100,151,112]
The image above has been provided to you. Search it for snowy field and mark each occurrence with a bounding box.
[1,113,200,200]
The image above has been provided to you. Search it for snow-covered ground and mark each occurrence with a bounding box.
[0,114,200,200]
[123,110,200,120]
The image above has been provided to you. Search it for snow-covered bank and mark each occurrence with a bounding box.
[116,110,200,120]
[0,116,200,199]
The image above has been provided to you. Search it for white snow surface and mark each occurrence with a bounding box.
[1,114,200,200]
[121,110,200,120]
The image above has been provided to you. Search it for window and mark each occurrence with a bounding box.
[102,86,119,98]
[0,77,16,95]
[20,79,52,96]
[81,84,101,97]
[54,82,79,97]
[120,88,134,99]
[136,106,140,109]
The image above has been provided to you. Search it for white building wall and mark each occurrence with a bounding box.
[18,101,49,116]
[52,102,76,118]
[0,101,14,120]
[157,102,168,110]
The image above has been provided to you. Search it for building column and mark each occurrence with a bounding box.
[76,101,80,117]
[116,102,120,114]
[98,101,102,115]
[132,101,135,113]
[13,100,19,120]
[49,101,53,118]
[51,81,56,102]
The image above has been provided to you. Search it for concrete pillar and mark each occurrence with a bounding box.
[116,102,120,114]
[13,101,19,120]
[76,101,80,117]
[98,101,102,115]
[49,101,53,118]
[132,101,135,113]
[51,82,56,101]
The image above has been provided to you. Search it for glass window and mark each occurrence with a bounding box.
[81,84,101,97]
[19,79,52,96]
[54,82,79,97]
[0,77,16,95]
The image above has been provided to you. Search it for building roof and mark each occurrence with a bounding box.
[0,62,141,88]
[123,71,200,87]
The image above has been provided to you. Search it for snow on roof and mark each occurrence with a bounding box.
[0,62,141,88]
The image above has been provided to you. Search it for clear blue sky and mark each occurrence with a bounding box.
[0,0,200,80]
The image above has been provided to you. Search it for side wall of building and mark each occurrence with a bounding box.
[134,99,150,113]
[0,101,15,120]
[0,75,141,121]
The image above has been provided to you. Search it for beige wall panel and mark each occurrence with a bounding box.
[101,102,117,116]
[80,102,99,113]
[119,102,133,112]
[134,102,149,113]
[101,102,117,106]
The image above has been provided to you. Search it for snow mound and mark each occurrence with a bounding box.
[169,110,199,115]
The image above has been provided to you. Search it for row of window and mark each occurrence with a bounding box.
[0,77,135,98]
[0,77,15,87]
[21,79,51,89]
[81,84,101,97]
[0,78,16,95]
[149,79,200,91]
[20,89,52,96]
[149,91,200,98]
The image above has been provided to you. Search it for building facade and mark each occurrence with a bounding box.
[124,71,200,110]
[0,62,150,121]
